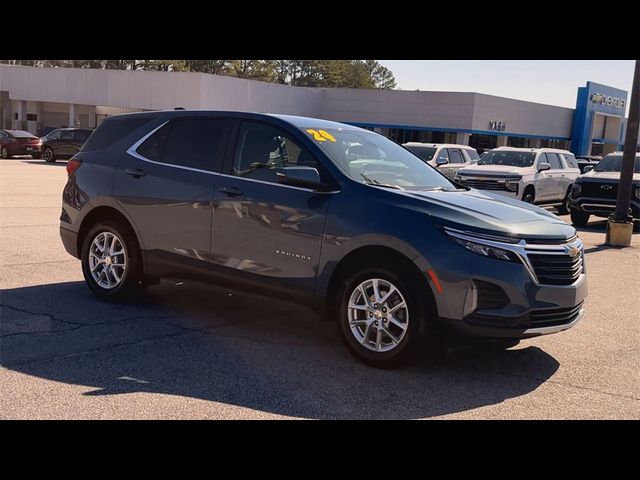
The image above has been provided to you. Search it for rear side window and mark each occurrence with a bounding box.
[73,130,91,143]
[82,115,152,152]
[135,118,229,171]
[61,130,74,140]
[545,153,562,169]
[448,149,464,164]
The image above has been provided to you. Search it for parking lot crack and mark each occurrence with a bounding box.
[4,330,193,367]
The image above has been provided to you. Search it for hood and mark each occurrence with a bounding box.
[579,170,640,183]
[457,165,525,176]
[396,188,575,241]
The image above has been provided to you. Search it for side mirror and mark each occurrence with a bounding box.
[275,166,331,191]
[538,162,551,172]
[583,165,594,173]
[436,157,449,167]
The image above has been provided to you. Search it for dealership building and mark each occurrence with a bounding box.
[0,64,637,156]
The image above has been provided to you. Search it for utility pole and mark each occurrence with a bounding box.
[607,60,639,246]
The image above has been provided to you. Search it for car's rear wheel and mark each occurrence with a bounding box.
[1,147,10,159]
[81,220,144,301]
[337,267,439,368]
[570,210,590,227]
[43,147,56,163]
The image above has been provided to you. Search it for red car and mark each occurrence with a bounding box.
[0,129,42,159]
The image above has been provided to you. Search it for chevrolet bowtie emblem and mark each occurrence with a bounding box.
[565,245,580,257]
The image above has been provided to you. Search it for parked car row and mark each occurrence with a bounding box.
[0,128,93,162]
[401,141,638,228]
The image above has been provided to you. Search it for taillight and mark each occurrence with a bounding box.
[66,159,83,176]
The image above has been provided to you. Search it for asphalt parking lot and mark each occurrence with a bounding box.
[1,157,639,419]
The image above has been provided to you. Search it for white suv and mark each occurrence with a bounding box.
[403,143,480,180]
[454,147,580,214]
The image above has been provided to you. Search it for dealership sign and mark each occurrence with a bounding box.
[590,92,625,110]
[488,120,506,132]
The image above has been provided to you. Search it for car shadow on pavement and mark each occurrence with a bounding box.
[21,160,67,167]
[1,281,560,419]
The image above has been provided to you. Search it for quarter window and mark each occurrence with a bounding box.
[233,122,319,183]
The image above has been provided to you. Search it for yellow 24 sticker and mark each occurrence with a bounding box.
[306,129,336,142]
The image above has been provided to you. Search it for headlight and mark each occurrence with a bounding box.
[504,179,519,192]
[451,237,520,261]
[572,183,582,197]
[454,173,462,182]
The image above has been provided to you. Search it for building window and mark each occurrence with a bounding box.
[508,136,531,148]
[27,113,37,121]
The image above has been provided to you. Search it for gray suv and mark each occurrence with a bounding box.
[60,111,588,367]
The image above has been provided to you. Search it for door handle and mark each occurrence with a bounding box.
[125,168,146,178]
[219,186,243,196]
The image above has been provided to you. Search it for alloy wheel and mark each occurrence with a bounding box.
[347,278,409,352]
[1,147,8,159]
[44,148,53,161]
[88,231,127,289]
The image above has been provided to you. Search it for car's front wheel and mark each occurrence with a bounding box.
[570,210,590,227]
[43,147,56,163]
[81,220,144,301]
[337,267,435,368]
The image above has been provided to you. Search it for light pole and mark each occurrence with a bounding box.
[607,60,639,246]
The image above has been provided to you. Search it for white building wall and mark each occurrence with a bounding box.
[0,64,576,140]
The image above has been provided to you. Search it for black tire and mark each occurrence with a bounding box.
[1,147,10,159]
[570,210,590,227]
[556,187,572,215]
[32,152,42,159]
[43,147,56,163]
[81,220,145,301]
[336,266,439,368]
[522,187,535,204]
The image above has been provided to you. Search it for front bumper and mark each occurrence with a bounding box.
[570,196,640,220]
[421,229,587,340]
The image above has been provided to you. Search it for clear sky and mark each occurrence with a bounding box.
[379,60,635,114]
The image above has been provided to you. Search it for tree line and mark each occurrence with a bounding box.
[0,60,397,89]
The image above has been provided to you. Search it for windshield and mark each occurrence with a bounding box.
[404,145,437,162]
[594,155,640,173]
[307,129,456,190]
[478,150,535,167]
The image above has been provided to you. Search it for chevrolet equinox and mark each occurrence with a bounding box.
[60,111,588,367]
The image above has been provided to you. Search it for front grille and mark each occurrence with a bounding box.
[459,179,510,191]
[581,181,618,200]
[475,280,510,310]
[529,302,584,327]
[527,252,584,285]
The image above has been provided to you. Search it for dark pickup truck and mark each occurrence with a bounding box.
[570,152,640,227]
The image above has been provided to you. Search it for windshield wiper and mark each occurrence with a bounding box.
[360,173,405,190]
